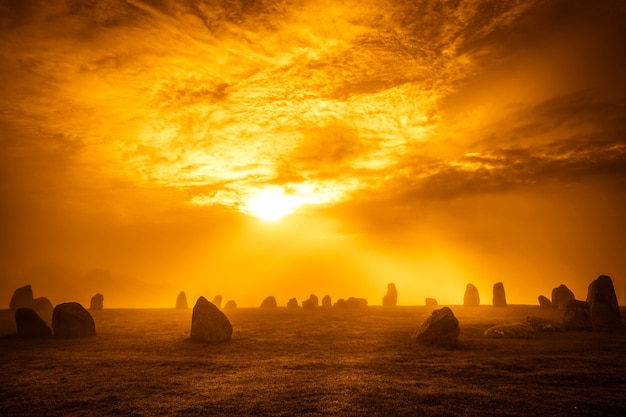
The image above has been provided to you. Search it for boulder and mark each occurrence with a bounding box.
[563,300,592,331]
[260,296,277,308]
[382,283,398,307]
[321,295,332,308]
[551,284,574,310]
[484,323,535,339]
[463,284,480,306]
[587,275,622,329]
[9,285,34,310]
[526,316,562,332]
[211,295,223,309]
[90,293,104,310]
[412,306,460,347]
[348,297,368,308]
[287,298,299,308]
[224,300,237,309]
[492,282,507,307]
[52,302,96,338]
[334,298,346,308]
[302,294,319,310]
[176,291,188,309]
[190,296,232,343]
[15,308,52,338]
[425,298,438,306]
[33,297,54,323]
[538,295,552,309]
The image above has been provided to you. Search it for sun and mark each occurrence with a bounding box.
[244,186,307,222]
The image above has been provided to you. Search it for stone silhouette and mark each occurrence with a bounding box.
[563,300,592,331]
[33,297,54,323]
[52,302,96,337]
[224,300,237,309]
[260,296,277,308]
[302,294,319,310]
[287,298,299,308]
[526,316,562,332]
[334,297,367,308]
[211,295,223,309]
[15,308,52,338]
[176,291,188,309]
[90,293,104,310]
[551,284,574,310]
[321,295,332,308]
[412,306,459,347]
[586,275,622,329]
[190,296,232,343]
[484,323,534,339]
[538,295,552,309]
[425,298,438,306]
[9,285,34,310]
[382,283,397,307]
[463,284,480,306]
[492,282,507,307]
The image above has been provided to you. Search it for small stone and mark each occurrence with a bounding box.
[90,293,104,310]
[260,296,277,308]
[484,323,535,339]
[52,302,96,338]
[382,283,398,307]
[538,295,552,309]
[492,282,507,307]
[463,284,480,306]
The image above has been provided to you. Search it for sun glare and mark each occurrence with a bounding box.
[244,186,308,221]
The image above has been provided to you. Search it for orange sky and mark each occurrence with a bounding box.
[1,0,625,308]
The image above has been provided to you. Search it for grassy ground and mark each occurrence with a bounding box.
[1,306,625,416]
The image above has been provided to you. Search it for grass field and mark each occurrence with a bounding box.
[1,305,625,416]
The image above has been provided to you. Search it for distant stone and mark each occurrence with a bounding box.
[484,323,535,339]
[586,275,622,329]
[321,295,332,308]
[176,291,188,309]
[287,298,299,308]
[224,300,237,309]
[211,295,223,309]
[302,294,319,310]
[334,298,346,308]
[15,308,51,338]
[90,293,104,310]
[412,306,460,347]
[260,296,277,308]
[52,302,96,338]
[563,300,592,331]
[425,298,438,306]
[190,296,232,343]
[382,283,398,307]
[526,316,562,332]
[9,285,34,310]
[463,284,480,306]
[32,297,54,323]
[492,282,507,307]
[551,285,574,310]
[538,295,552,309]
[348,297,368,308]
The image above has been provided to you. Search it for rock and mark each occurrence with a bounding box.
[9,285,34,310]
[260,296,277,308]
[15,308,51,338]
[484,323,535,339]
[176,291,188,309]
[224,300,237,309]
[190,296,232,343]
[32,297,54,323]
[538,295,552,309]
[425,298,438,306]
[211,295,223,309]
[551,284,574,310]
[463,284,480,306]
[52,302,96,338]
[334,297,367,308]
[90,293,104,310]
[382,283,398,307]
[492,282,507,307]
[321,295,332,308]
[412,306,460,347]
[302,294,319,310]
[287,298,299,308]
[334,298,346,308]
[526,316,562,332]
[586,275,622,329]
[563,300,592,331]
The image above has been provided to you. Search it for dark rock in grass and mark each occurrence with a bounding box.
[287,298,299,308]
[302,294,319,310]
[321,295,332,308]
[484,323,535,339]
[538,295,552,309]
[492,282,507,307]
[90,293,104,310]
[33,297,54,323]
[15,308,51,338]
[463,283,480,306]
[586,275,622,329]
[551,284,574,310]
[190,296,232,343]
[382,283,398,307]
[9,285,34,310]
[52,302,96,338]
[527,316,562,332]
[176,291,188,309]
[260,296,277,308]
[425,298,438,306]
[563,300,592,331]
[412,306,460,347]
[224,300,237,309]
[211,295,223,309]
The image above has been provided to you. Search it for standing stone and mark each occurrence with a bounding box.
[463,284,480,306]
[190,296,232,343]
[33,297,54,323]
[52,302,96,337]
[287,298,299,308]
[321,295,332,308]
[586,275,622,329]
[563,300,592,331]
[538,295,552,309]
[176,291,188,309]
[224,300,237,309]
[15,308,52,337]
[382,283,398,307]
[346,297,368,308]
[425,298,438,306]
[302,294,319,309]
[260,296,277,308]
[412,306,460,347]
[9,285,34,310]
[90,293,104,310]
[212,295,223,309]
[492,282,507,307]
[551,284,574,310]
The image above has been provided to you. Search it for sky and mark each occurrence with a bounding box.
[1,0,625,308]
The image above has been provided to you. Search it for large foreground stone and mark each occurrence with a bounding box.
[9,285,34,310]
[382,283,397,307]
[538,295,552,309]
[484,324,535,339]
[190,296,232,343]
[176,291,188,309]
[412,306,460,347]
[563,300,592,331]
[552,284,574,310]
[492,282,507,307]
[90,293,104,310]
[15,308,52,338]
[52,302,96,337]
[463,283,480,306]
[260,296,277,308]
[586,275,622,329]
